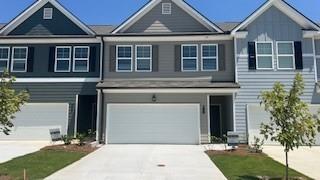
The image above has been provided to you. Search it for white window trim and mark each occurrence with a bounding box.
[72,46,90,72]
[276,41,295,70]
[0,47,10,72]
[255,41,274,70]
[201,44,218,71]
[55,46,71,72]
[135,45,152,72]
[116,45,133,72]
[43,8,53,20]
[11,47,28,73]
[181,44,198,72]
[162,3,172,15]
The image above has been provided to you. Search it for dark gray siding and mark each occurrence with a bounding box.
[235,5,318,142]
[9,2,87,35]
[316,40,320,55]
[104,40,234,82]
[1,43,100,78]
[123,0,211,33]
[13,82,97,135]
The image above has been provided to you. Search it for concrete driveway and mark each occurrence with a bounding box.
[0,141,49,163]
[46,145,226,180]
[264,146,320,179]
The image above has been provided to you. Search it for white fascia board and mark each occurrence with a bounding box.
[104,34,232,42]
[102,88,239,94]
[0,37,101,44]
[0,0,95,36]
[12,78,100,83]
[303,30,319,38]
[233,31,248,38]
[112,0,160,34]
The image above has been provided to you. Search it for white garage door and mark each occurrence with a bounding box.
[247,104,320,145]
[107,104,200,144]
[0,103,69,141]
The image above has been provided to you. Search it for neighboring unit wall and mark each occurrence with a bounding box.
[104,40,234,82]
[13,82,97,135]
[235,6,317,142]
[316,40,320,80]
[123,0,211,33]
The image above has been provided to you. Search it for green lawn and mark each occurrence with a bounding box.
[207,152,311,180]
[0,149,87,180]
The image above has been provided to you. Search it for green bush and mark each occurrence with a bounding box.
[61,135,72,145]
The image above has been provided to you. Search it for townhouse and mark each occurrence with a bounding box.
[0,0,319,145]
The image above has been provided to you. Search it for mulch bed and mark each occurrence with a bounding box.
[41,144,97,153]
[206,144,262,156]
[0,175,12,180]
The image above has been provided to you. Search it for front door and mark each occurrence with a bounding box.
[77,95,97,134]
[210,105,221,138]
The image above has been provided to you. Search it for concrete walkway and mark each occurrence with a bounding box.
[264,146,320,179]
[46,145,226,180]
[0,141,49,163]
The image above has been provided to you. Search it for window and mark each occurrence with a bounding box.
[135,45,152,72]
[256,42,273,69]
[116,45,132,72]
[277,42,295,69]
[0,47,9,72]
[73,46,90,72]
[182,45,198,71]
[43,8,53,19]
[162,3,172,14]
[201,44,218,71]
[11,47,28,72]
[55,46,71,72]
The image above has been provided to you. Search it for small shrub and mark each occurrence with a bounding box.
[210,135,227,144]
[61,135,72,145]
[76,133,86,146]
[249,136,264,153]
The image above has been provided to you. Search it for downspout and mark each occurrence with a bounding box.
[97,36,105,143]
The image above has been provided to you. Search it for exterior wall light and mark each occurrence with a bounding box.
[152,94,157,102]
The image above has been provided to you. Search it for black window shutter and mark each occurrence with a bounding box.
[27,47,34,72]
[152,45,159,72]
[48,47,55,72]
[218,44,226,71]
[109,46,116,72]
[294,41,303,70]
[248,42,256,70]
[174,45,181,72]
[89,46,96,72]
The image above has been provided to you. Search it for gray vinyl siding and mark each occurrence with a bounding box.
[13,82,97,135]
[123,0,211,33]
[235,5,318,142]
[103,93,210,143]
[316,40,320,55]
[104,40,234,82]
[1,43,100,78]
[9,2,87,35]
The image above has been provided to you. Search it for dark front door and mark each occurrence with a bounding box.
[210,105,221,138]
[77,95,97,134]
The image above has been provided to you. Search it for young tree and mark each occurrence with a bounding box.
[0,71,29,135]
[260,73,320,180]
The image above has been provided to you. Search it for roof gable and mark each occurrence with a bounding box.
[112,0,223,34]
[231,0,320,35]
[0,0,95,36]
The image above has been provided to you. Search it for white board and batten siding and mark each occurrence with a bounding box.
[247,104,320,145]
[106,104,201,144]
[0,103,69,141]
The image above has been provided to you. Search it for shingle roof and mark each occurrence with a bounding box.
[216,22,240,32]
[97,80,240,89]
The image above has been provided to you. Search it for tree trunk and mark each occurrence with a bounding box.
[285,150,289,180]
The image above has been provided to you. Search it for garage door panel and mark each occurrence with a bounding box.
[107,104,200,144]
[0,103,69,141]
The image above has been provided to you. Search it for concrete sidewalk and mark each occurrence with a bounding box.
[0,141,49,163]
[46,145,226,180]
[264,146,320,179]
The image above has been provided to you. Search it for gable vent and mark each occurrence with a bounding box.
[43,8,53,20]
[162,3,172,15]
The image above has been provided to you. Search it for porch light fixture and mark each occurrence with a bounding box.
[202,105,206,114]
[152,94,157,102]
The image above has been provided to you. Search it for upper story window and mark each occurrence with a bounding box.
[0,47,10,72]
[162,3,172,15]
[43,8,53,20]
[277,41,295,70]
[201,44,218,71]
[182,44,198,71]
[136,45,152,72]
[256,42,273,70]
[11,47,28,72]
[116,45,132,72]
[55,46,71,72]
[73,46,90,72]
